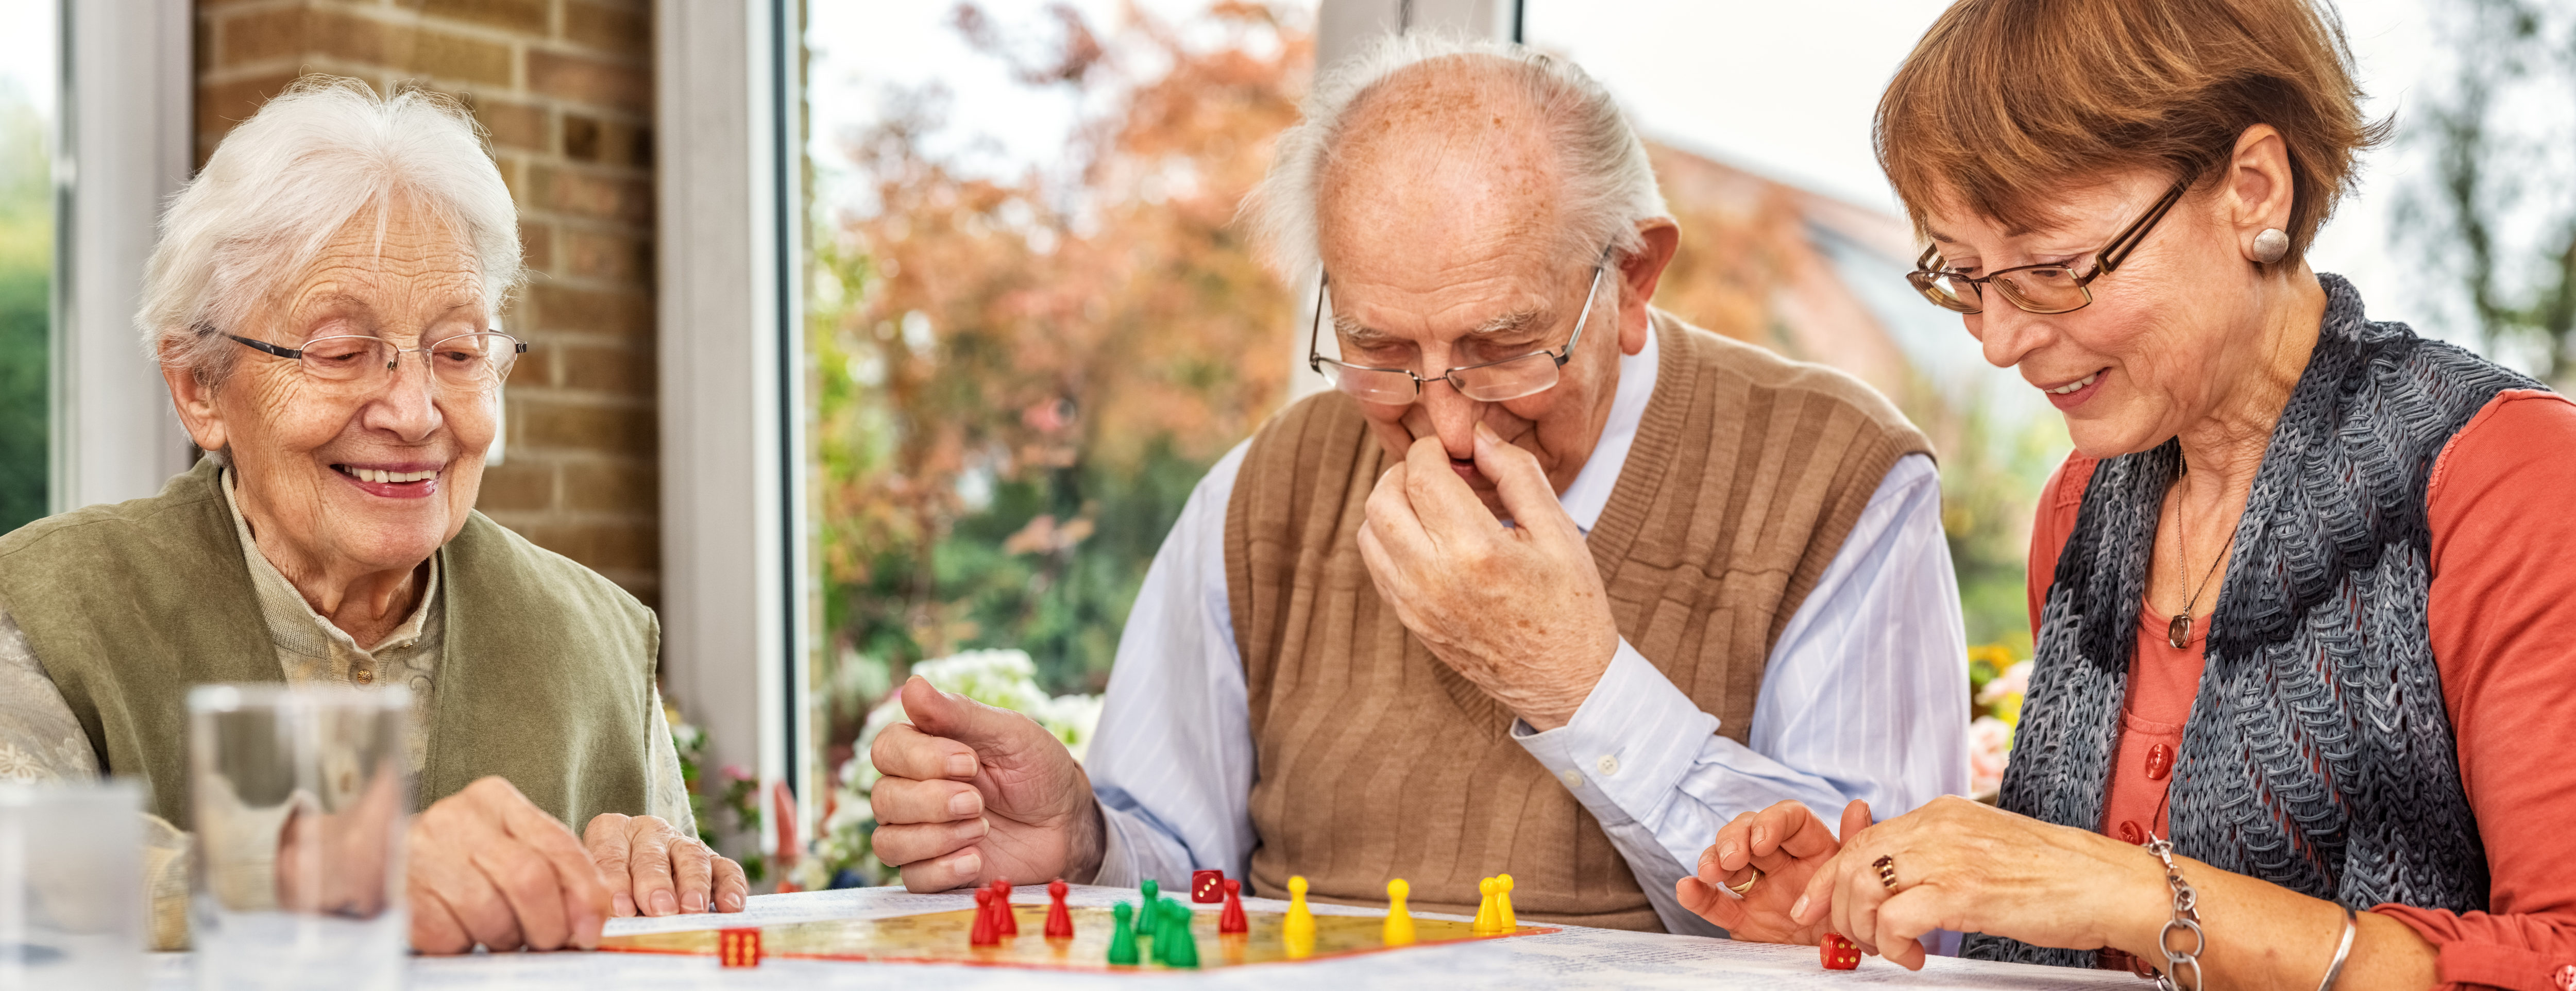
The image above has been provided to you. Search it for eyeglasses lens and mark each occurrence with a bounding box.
[1450,352,1560,402]
[1992,267,2089,315]
[1318,361,1420,405]
[296,333,518,391]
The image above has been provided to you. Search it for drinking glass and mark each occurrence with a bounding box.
[0,779,144,990]
[188,685,409,991]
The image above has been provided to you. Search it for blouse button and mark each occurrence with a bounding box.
[2118,820,2146,846]
[353,668,374,685]
[2553,964,2575,991]
[2146,744,2174,781]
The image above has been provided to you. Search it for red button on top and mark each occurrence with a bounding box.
[2118,820,2146,845]
[2552,963,2575,991]
[2146,743,2174,781]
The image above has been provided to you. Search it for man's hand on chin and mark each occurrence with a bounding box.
[1356,422,1620,730]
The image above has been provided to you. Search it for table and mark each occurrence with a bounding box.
[151,884,2144,989]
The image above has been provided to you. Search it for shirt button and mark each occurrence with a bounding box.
[1595,755,1620,777]
[1558,768,1584,790]
[353,668,374,685]
[2118,820,2145,845]
[2554,964,2575,991]
[2146,744,2174,781]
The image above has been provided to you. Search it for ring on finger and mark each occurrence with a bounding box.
[1873,854,1898,892]
[1726,866,1763,897]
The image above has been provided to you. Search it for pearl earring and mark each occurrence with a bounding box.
[2251,228,2290,264]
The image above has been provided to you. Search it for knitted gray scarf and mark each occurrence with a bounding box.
[1962,275,2535,968]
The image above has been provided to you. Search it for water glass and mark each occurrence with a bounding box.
[188,685,410,991]
[0,778,144,990]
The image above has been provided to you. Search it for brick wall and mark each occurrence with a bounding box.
[196,0,663,607]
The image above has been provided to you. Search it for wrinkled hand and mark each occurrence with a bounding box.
[867,676,1103,892]
[1678,800,1871,945]
[584,813,748,917]
[406,776,612,954]
[1355,423,1619,730]
[1791,796,2166,970]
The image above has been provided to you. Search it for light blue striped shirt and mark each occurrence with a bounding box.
[1083,329,1969,935]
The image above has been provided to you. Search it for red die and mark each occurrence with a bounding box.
[1820,933,1861,970]
[720,928,763,968]
[1191,869,1226,903]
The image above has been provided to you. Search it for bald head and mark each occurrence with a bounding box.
[1318,55,1565,285]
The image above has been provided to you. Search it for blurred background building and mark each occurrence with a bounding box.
[1,0,2568,885]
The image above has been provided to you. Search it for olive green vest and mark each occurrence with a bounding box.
[1226,312,1931,931]
[0,459,658,831]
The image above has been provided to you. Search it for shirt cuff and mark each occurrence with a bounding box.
[1510,639,1721,827]
[1090,801,1146,888]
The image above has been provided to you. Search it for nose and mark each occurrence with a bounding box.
[1973,304,2050,372]
[1416,378,1482,461]
[362,352,446,441]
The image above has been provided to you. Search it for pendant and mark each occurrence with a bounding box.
[2167,614,2192,649]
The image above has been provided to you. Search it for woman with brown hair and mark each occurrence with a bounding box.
[1675,1,2576,988]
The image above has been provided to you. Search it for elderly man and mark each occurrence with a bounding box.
[869,36,1967,933]
[0,77,743,950]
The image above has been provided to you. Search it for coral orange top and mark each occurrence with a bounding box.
[2029,389,2576,991]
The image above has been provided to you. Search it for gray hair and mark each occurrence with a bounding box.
[139,76,522,384]
[1240,32,1668,285]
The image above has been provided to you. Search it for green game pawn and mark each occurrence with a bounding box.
[1107,902,1140,966]
[1160,897,1199,968]
[1137,880,1159,944]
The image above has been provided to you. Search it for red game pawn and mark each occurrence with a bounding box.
[970,888,999,947]
[1044,878,1075,939]
[1217,879,1248,935]
[991,880,1020,937]
[1191,869,1226,903]
[1820,933,1862,970]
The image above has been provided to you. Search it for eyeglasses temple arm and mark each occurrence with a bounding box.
[1306,272,1328,372]
[225,333,302,360]
[1556,248,1615,366]
[2091,180,2190,279]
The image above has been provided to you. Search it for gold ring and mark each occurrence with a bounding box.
[1873,854,1898,892]
[1725,866,1763,897]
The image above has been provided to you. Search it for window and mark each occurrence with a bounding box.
[0,0,52,530]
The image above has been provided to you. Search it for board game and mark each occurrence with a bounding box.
[598,876,1555,972]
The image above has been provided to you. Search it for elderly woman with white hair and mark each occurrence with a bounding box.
[0,77,744,951]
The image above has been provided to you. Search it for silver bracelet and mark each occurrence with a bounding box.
[2316,904,2358,991]
[2145,838,2204,991]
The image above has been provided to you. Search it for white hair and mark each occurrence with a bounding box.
[139,76,522,384]
[1241,32,1668,285]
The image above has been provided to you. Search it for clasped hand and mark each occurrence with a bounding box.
[1355,423,1620,730]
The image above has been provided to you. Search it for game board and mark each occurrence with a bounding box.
[598,901,1555,972]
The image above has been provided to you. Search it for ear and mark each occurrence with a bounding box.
[160,341,230,455]
[1616,219,1681,356]
[2220,124,2297,246]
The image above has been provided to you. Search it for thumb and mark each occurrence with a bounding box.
[1839,799,1874,843]
[1471,423,1573,538]
[899,676,1036,758]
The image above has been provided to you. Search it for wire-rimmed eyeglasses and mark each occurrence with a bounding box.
[1907,178,2190,316]
[220,328,527,393]
[1307,247,1614,405]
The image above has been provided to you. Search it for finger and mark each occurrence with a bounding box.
[713,856,750,913]
[501,796,609,949]
[869,774,984,826]
[870,718,980,782]
[869,818,991,868]
[584,813,639,917]
[408,886,474,955]
[623,816,681,916]
[470,836,573,951]
[896,677,1046,760]
[438,858,526,951]
[1839,800,1875,847]
[1793,848,1841,926]
[1361,459,1436,560]
[1875,888,1949,972]
[1675,877,1748,931]
[671,834,715,914]
[1702,812,1759,880]
[1471,422,1577,539]
[1399,433,1495,535]
[896,846,984,894]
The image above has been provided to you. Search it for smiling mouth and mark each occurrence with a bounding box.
[333,465,439,484]
[2042,372,2101,395]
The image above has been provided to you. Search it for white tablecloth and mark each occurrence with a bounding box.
[153,884,2144,990]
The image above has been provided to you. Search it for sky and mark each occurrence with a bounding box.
[0,0,54,113]
[808,0,2519,348]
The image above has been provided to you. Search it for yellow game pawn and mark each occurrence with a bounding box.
[1495,874,1517,932]
[1282,876,1316,959]
[1383,878,1416,947]
[1471,877,1499,935]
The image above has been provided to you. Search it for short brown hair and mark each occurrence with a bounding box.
[1875,0,2387,260]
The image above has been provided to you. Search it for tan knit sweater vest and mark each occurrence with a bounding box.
[1224,312,1930,931]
